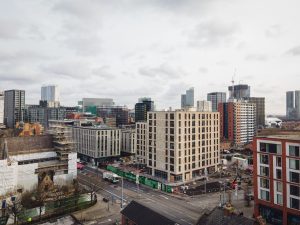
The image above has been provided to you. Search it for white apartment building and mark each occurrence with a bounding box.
[234,102,256,144]
[197,100,212,112]
[121,128,136,154]
[144,109,220,183]
[72,126,121,165]
[135,122,148,164]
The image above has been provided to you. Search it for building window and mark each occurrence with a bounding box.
[259,143,281,154]
[260,190,270,201]
[170,165,174,172]
[289,159,300,170]
[260,154,269,165]
[276,182,283,193]
[276,169,282,179]
[290,171,300,183]
[276,157,282,167]
[170,113,174,120]
[289,145,300,157]
[260,166,269,177]
[260,143,267,152]
[276,194,283,205]
[290,198,300,210]
[260,178,270,189]
[290,185,300,197]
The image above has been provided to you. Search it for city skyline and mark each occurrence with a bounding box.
[1,0,300,114]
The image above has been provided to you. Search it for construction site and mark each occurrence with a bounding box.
[0,124,90,225]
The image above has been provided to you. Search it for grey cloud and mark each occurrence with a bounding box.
[53,0,103,56]
[41,61,93,79]
[92,66,115,79]
[286,46,300,56]
[245,54,268,61]
[0,50,52,63]
[138,64,185,79]
[188,20,240,47]
[0,73,36,83]
[23,25,46,41]
[199,67,208,73]
[52,0,102,19]
[53,0,217,15]
[0,19,22,39]
[61,36,102,56]
[265,25,281,38]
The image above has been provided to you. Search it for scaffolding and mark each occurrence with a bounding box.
[48,122,74,170]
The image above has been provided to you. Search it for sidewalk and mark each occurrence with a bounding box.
[72,194,121,223]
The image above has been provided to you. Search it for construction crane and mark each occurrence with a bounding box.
[231,69,236,99]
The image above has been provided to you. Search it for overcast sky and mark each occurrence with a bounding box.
[1,0,300,114]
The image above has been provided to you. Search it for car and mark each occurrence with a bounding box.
[103,197,109,203]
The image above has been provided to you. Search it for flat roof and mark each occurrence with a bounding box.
[73,125,120,130]
[257,134,300,141]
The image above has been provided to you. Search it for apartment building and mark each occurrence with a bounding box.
[146,109,220,183]
[253,135,300,225]
[97,106,129,127]
[207,92,226,112]
[219,101,256,146]
[197,100,212,112]
[121,128,136,155]
[245,97,265,128]
[181,87,194,108]
[135,98,154,122]
[135,122,148,164]
[72,126,121,165]
[4,90,25,128]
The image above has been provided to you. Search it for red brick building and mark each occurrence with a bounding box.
[253,135,300,225]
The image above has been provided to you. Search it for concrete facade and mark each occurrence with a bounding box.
[246,97,265,128]
[121,128,136,154]
[197,100,212,112]
[145,109,220,183]
[72,126,121,163]
[135,122,148,164]
[4,90,25,128]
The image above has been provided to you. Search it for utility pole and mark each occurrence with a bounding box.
[137,156,140,196]
[204,168,207,194]
[121,176,124,209]
[223,182,226,204]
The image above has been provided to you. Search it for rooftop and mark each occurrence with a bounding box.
[73,125,119,130]
[196,207,257,225]
[257,134,300,141]
[121,201,179,225]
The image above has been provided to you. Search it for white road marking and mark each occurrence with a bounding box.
[180,219,193,225]
[160,195,169,200]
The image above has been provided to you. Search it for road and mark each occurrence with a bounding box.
[78,167,219,225]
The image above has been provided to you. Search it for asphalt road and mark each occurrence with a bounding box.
[78,167,208,225]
